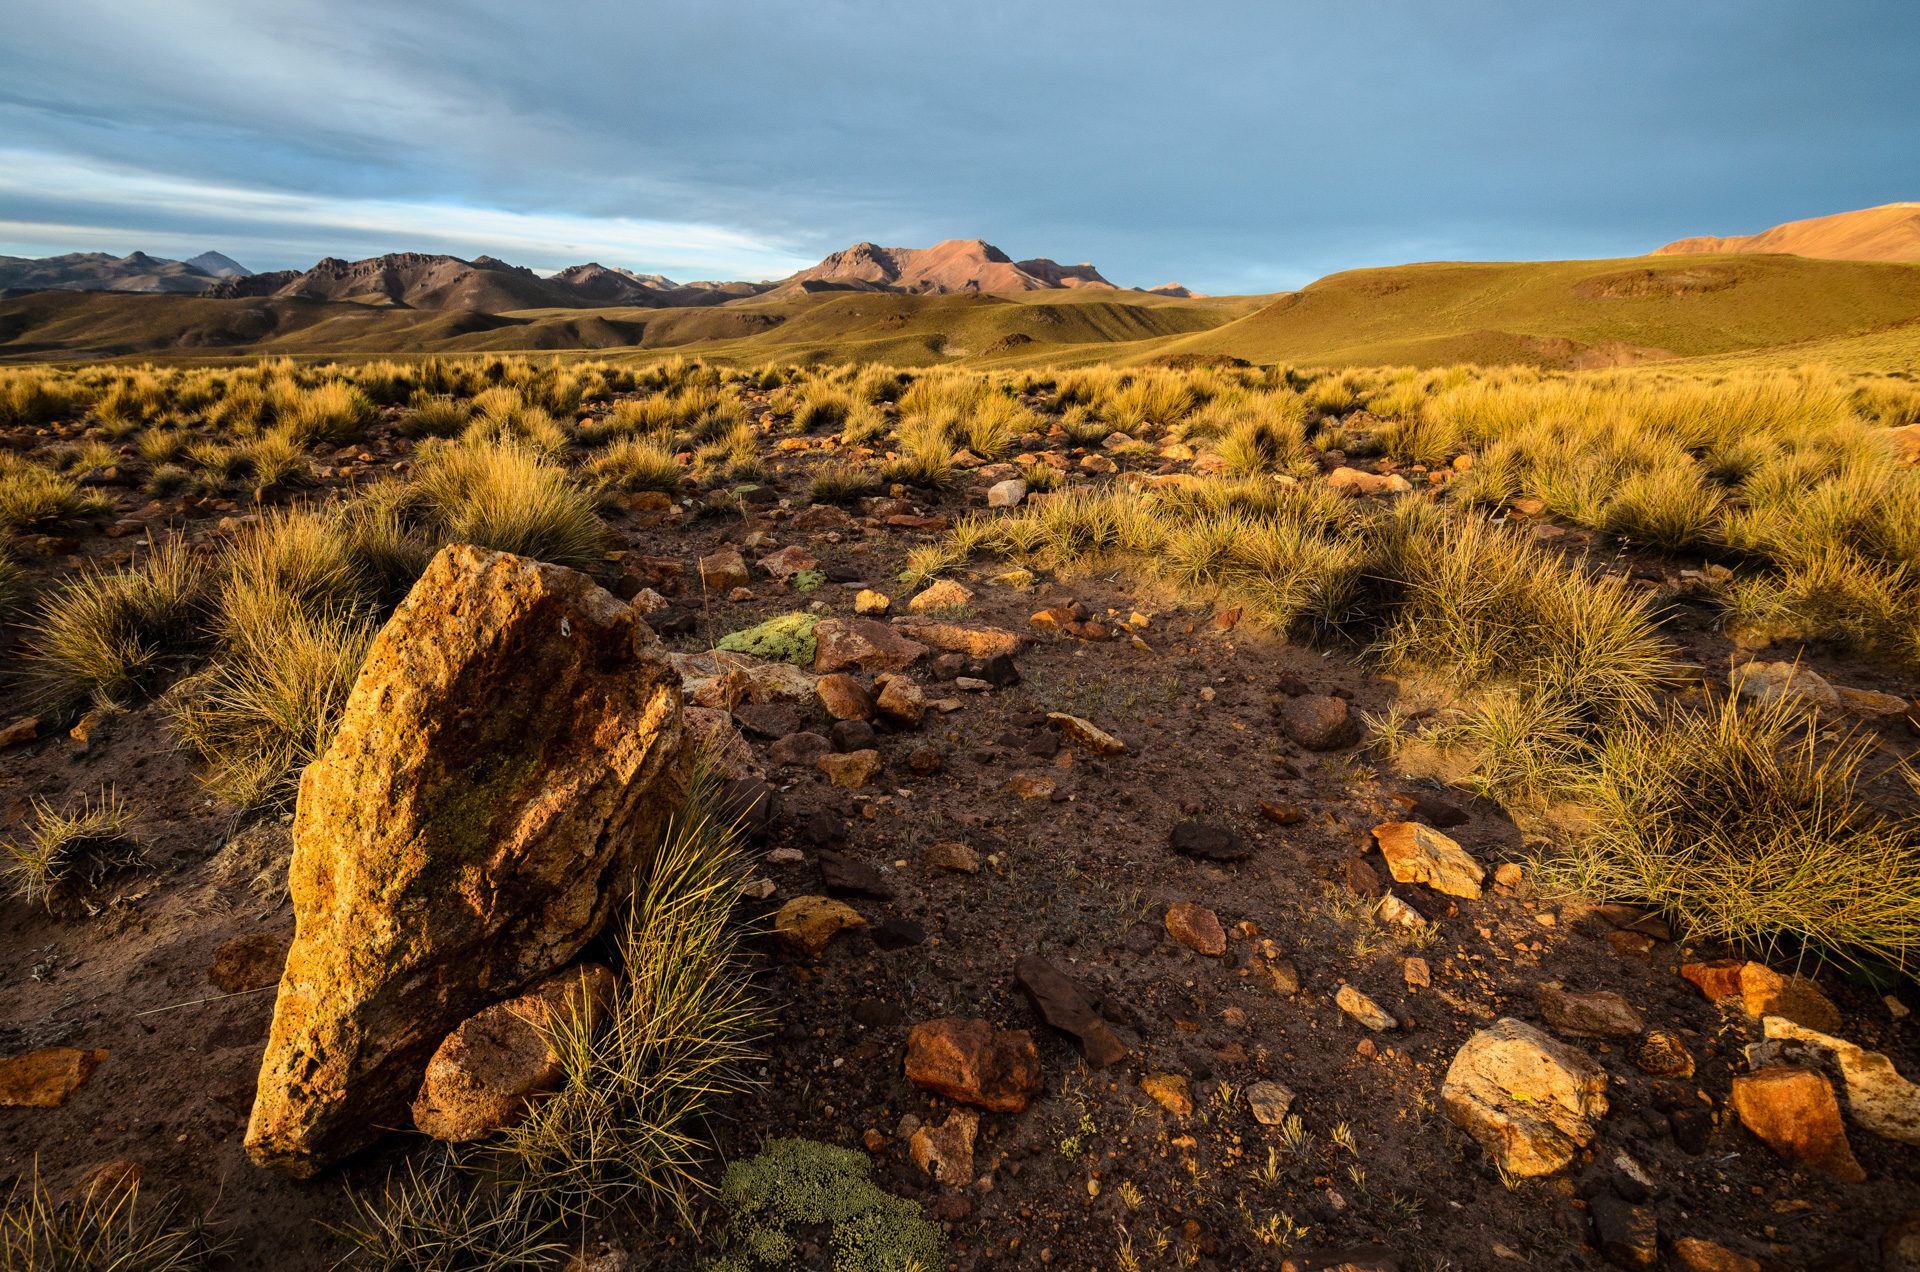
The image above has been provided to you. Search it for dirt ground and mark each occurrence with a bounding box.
[3,399,1917,1271]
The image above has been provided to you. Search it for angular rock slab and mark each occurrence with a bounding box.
[1012,954,1129,1068]
[905,1018,1042,1113]
[246,545,689,1178]
[774,895,867,957]
[1047,712,1127,755]
[1539,986,1643,1038]
[811,618,928,673]
[1730,1065,1865,1181]
[1441,1018,1610,1176]
[412,964,618,1141]
[0,1047,107,1108]
[910,1108,978,1185]
[1763,1016,1920,1144]
[1371,822,1484,899]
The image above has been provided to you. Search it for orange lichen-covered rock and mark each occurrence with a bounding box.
[245,545,688,1178]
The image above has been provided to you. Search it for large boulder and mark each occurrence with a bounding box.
[245,545,690,1177]
[1441,1018,1610,1176]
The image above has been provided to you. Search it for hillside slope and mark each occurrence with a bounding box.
[1656,202,1920,263]
[1152,254,1920,368]
[0,251,219,294]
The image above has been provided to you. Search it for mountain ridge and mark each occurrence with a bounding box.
[1655,202,1920,263]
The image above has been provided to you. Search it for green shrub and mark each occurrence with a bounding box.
[707,1138,944,1272]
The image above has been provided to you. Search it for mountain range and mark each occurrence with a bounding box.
[1655,202,1920,264]
[0,249,255,294]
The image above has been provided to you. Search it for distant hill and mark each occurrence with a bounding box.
[183,251,252,278]
[0,251,220,293]
[772,239,1117,297]
[1655,203,1920,263]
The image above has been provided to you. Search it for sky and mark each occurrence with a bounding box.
[3,0,1917,295]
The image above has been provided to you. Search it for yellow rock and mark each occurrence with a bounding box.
[1142,1072,1193,1116]
[776,895,868,957]
[1046,712,1128,755]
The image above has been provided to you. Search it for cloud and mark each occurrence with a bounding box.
[0,149,815,279]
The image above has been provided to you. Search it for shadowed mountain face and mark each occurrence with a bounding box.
[203,253,777,312]
[1655,202,1920,263]
[777,238,1116,295]
[0,251,224,294]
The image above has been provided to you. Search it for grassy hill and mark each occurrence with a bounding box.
[1150,253,1920,368]
[5,251,1918,372]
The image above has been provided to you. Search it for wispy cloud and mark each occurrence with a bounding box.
[0,149,815,279]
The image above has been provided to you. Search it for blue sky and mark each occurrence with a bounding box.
[3,0,1916,294]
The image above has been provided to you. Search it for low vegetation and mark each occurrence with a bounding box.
[0,1165,223,1272]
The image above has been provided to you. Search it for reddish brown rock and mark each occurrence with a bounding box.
[923,841,980,874]
[0,716,39,748]
[1539,986,1643,1038]
[889,617,1026,659]
[874,674,925,729]
[756,545,819,582]
[62,1160,143,1201]
[1280,695,1359,750]
[208,932,292,994]
[0,1047,108,1108]
[1681,959,1747,1001]
[1012,954,1129,1068]
[1729,1066,1866,1181]
[246,545,688,1178]
[811,618,929,673]
[909,1108,978,1185]
[769,732,832,769]
[1166,902,1227,956]
[1629,1029,1695,1078]
[790,504,849,531]
[683,707,759,780]
[815,673,875,721]
[412,964,618,1141]
[1739,964,1842,1034]
[904,1018,1043,1113]
[1671,1239,1760,1272]
[697,547,749,592]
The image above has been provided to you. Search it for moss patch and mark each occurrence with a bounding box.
[706,1138,943,1272]
[716,612,821,666]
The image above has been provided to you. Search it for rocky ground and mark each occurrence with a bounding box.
[2,391,1918,1271]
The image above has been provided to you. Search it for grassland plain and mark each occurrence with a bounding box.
[5,252,1920,373]
[1,353,1917,1271]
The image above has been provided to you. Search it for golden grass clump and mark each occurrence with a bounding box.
[3,787,141,912]
[0,1163,225,1269]
[31,536,213,704]
[411,442,603,570]
[583,437,685,494]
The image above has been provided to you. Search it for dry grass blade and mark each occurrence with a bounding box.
[327,1153,565,1272]
[3,786,141,911]
[0,1164,225,1271]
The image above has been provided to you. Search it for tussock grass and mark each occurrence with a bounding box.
[0,370,78,428]
[400,394,472,439]
[31,536,212,704]
[1,466,104,530]
[412,442,603,570]
[1547,693,1920,969]
[328,1154,564,1272]
[808,461,877,506]
[279,380,376,448]
[495,759,769,1220]
[4,787,141,911]
[787,382,855,433]
[583,438,684,494]
[0,1164,223,1271]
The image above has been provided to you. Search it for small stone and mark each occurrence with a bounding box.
[1730,661,1840,712]
[63,1160,143,1202]
[1441,1018,1609,1176]
[698,548,750,592]
[774,896,868,957]
[1327,466,1413,496]
[904,1019,1043,1113]
[1168,822,1251,862]
[818,749,882,788]
[1729,1066,1865,1181]
[1142,1072,1193,1116]
[815,673,876,721]
[0,1047,108,1108]
[830,719,877,752]
[910,580,974,612]
[1337,985,1395,1031]
[1589,1195,1658,1269]
[1165,902,1227,955]
[1628,1029,1695,1078]
[862,1128,886,1152]
[1247,1080,1296,1125]
[1265,958,1301,995]
[1493,862,1523,887]
[1258,801,1305,825]
[1681,959,1747,1002]
[924,841,980,874]
[208,933,291,994]
[1280,695,1359,750]
[1539,986,1643,1038]
[1763,1015,1920,1144]
[1607,931,1657,962]
[412,964,618,1141]
[1045,712,1127,755]
[1372,822,1485,899]
[732,703,800,739]
[768,732,832,768]
[728,586,755,602]
[1403,957,1431,988]
[874,675,925,729]
[1012,954,1129,1068]
[989,567,1034,586]
[1671,1238,1760,1272]
[1006,774,1055,799]
[854,589,890,615]
[908,745,943,775]
[909,1108,979,1186]
[817,850,892,900]
[0,716,39,748]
